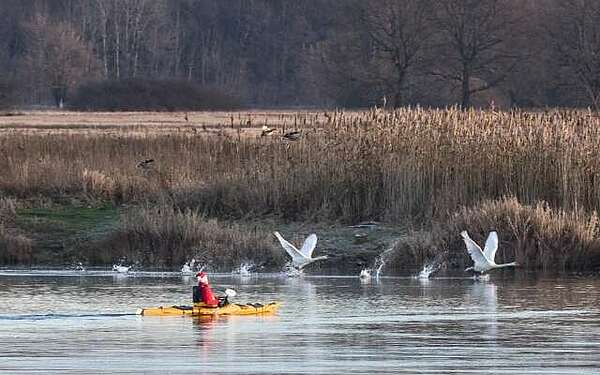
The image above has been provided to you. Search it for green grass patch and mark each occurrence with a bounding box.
[14,204,121,263]
[16,205,120,235]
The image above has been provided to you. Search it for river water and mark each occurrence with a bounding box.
[0,271,599,374]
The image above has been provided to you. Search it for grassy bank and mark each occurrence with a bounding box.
[1,109,600,271]
[0,198,399,272]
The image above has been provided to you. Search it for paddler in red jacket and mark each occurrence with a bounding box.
[196,271,219,307]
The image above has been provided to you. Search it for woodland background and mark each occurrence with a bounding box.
[1,0,599,110]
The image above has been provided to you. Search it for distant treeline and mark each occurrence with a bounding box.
[0,0,598,109]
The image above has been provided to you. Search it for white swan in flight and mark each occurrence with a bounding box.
[112,264,132,273]
[461,231,517,274]
[274,231,327,270]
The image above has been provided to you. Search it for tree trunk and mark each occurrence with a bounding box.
[461,67,470,108]
[394,66,406,108]
[98,2,109,77]
[114,9,120,79]
[174,4,181,77]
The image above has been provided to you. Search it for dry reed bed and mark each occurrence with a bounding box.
[388,197,600,272]
[0,110,325,136]
[2,108,600,224]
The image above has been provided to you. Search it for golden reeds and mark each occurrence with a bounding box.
[2,108,600,223]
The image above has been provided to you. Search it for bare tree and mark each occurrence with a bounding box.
[432,0,519,108]
[361,0,433,107]
[22,15,99,107]
[0,0,597,108]
[546,0,600,109]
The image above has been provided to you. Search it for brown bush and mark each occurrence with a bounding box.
[88,205,284,270]
[0,197,16,224]
[0,225,33,264]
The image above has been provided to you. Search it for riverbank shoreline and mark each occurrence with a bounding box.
[1,197,405,273]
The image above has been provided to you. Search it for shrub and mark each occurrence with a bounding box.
[0,223,33,264]
[0,197,17,225]
[0,197,33,264]
[69,79,242,111]
[88,205,284,270]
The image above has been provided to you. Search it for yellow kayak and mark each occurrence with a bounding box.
[137,302,280,317]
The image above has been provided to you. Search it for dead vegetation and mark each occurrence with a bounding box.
[89,205,284,270]
[388,197,600,272]
[0,197,33,264]
[3,108,600,222]
[2,108,600,270]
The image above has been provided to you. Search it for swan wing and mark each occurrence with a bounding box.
[299,234,318,258]
[461,231,489,268]
[274,232,305,261]
[483,231,499,261]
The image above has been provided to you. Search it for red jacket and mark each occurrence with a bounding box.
[199,282,218,307]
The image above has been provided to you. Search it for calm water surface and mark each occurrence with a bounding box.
[0,271,599,374]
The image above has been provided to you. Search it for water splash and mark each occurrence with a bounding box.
[415,252,446,279]
[471,273,491,282]
[372,245,396,279]
[72,262,86,272]
[181,258,196,274]
[112,264,132,274]
[359,268,372,282]
[232,262,255,276]
[417,263,439,279]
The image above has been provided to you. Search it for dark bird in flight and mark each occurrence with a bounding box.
[136,159,155,169]
[283,131,301,141]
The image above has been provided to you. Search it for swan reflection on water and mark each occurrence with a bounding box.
[465,281,498,340]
